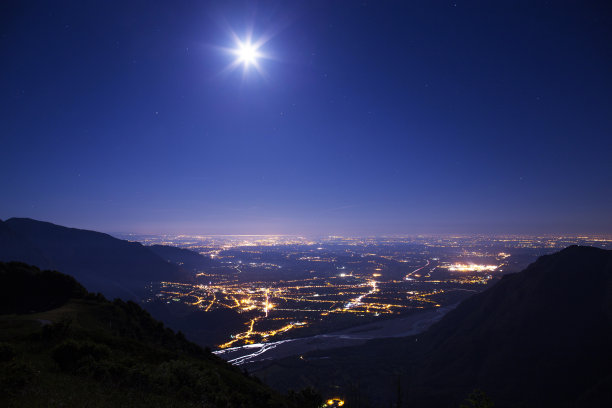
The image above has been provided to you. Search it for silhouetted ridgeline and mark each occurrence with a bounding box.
[0,262,321,407]
[255,246,612,407]
[0,218,190,300]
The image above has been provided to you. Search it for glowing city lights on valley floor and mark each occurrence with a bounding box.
[149,269,491,349]
[138,234,612,350]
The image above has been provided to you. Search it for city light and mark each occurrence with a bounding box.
[447,263,498,272]
[139,234,611,350]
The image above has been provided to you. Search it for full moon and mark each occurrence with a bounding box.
[221,30,269,76]
[235,41,260,67]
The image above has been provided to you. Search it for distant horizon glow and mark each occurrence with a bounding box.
[108,231,612,243]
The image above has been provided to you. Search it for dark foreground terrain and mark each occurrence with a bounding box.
[2,246,611,407]
[0,262,319,408]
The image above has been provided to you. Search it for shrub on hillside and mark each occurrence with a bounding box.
[52,339,111,372]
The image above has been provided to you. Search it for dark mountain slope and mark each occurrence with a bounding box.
[0,219,49,268]
[0,262,319,408]
[145,300,248,347]
[409,245,612,403]
[256,246,612,407]
[3,218,187,299]
[148,244,214,273]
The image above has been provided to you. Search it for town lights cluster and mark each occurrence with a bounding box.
[447,263,498,272]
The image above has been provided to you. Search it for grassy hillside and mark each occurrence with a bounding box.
[0,262,320,408]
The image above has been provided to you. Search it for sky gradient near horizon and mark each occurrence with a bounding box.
[1,1,611,235]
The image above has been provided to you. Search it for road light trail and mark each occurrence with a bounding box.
[205,291,216,311]
[343,279,378,310]
[405,259,430,280]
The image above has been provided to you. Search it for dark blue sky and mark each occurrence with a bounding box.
[1,1,611,235]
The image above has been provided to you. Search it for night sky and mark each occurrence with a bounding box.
[1,1,611,235]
